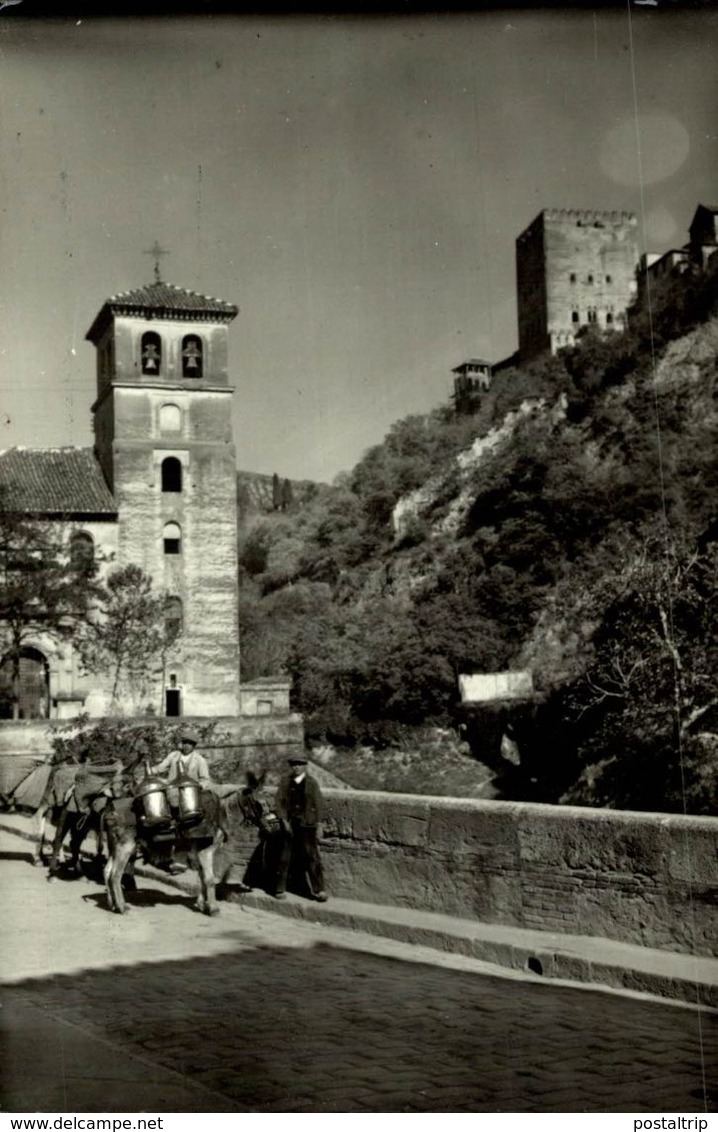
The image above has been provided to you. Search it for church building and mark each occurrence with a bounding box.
[0,279,241,721]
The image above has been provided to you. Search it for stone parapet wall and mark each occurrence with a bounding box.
[0,722,54,795]
[2,725,714,957]
[203,715,305,777]
[0,721,59,756]
[314,791,716,957]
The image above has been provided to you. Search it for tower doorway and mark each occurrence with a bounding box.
[0,647,50,720]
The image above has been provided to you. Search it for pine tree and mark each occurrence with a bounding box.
[281,478,294,511]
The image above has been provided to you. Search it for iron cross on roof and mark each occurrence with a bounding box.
[143,241,171,283]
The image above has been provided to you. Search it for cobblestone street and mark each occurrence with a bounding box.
[1,831,715,1113]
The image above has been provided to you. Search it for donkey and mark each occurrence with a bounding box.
[28,760,73,867]
[42,761,120,880]
[103,787,239,916]
[102,770,273,915]
[47,805,107,880]
[32,760,99,875]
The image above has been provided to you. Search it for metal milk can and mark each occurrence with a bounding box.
[137,773,171,825]
[176,774,202,822]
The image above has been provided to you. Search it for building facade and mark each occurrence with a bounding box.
[636,204,717,298]
[451,359,492,415]
[637,248,691,297]
[688,204,718,269]
[516,208,638,363]
[0,281,241,720]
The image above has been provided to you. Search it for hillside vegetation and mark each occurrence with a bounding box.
[238,260,718,814]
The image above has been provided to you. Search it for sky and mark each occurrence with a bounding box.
[0,9,716,483]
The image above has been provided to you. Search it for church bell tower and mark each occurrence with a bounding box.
[85,276,241,718]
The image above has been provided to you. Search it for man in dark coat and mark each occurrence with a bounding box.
[274,755,327,902]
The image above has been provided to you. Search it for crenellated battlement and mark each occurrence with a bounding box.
[543,207,637,225]
[517,207,637,242]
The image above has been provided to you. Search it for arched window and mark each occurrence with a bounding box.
[69,531,95,573]
[182,335,203,378]
[161,457,182,493]
[571,310,579,324]
[164,596,183,642]
[587,274,594,284]
[163,522,181,555]
[569,273,576,283]
[160,404,182,433]
[606,312,614,325]
[141,331,162,375]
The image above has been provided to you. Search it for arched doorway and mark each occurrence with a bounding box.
[0,647,50,720]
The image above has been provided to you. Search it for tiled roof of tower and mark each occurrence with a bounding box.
[452,358,491,371]
[108,281,238,315]
[85,281,238,341]
[0,448,117,516]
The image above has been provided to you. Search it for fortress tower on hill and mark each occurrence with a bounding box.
[516,208,639,364]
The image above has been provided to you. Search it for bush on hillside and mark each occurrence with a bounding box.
[236,261,718,810]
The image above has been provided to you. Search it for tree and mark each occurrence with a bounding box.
[272,472,281,511]
[281,477,294,511]
[285,602,366,743]
[239,580,333,684]
[77,564,180,714]
[0,501,98,719]
[554,528,718,812]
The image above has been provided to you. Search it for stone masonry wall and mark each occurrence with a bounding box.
[516,208,638,362]
[516,212,549,362]
[203,714,305,777]
[221,789,716,957]
[314,791,717,956]
[108,385,240,717]
[3,722,714,956]
[543,210,638,350]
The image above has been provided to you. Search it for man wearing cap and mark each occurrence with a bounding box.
[147,730,212,873]
[273,755,327,902]
[151,730,211,789]
[151,731,249,807]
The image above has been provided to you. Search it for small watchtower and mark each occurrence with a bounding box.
[452,359,492,415]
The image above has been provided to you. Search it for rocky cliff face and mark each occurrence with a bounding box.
[392,396,568,542]
[236,289,718,809]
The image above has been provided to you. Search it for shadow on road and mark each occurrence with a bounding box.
[2,928,715,1114]
[80,888,201,913]
[0,849,37,866]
